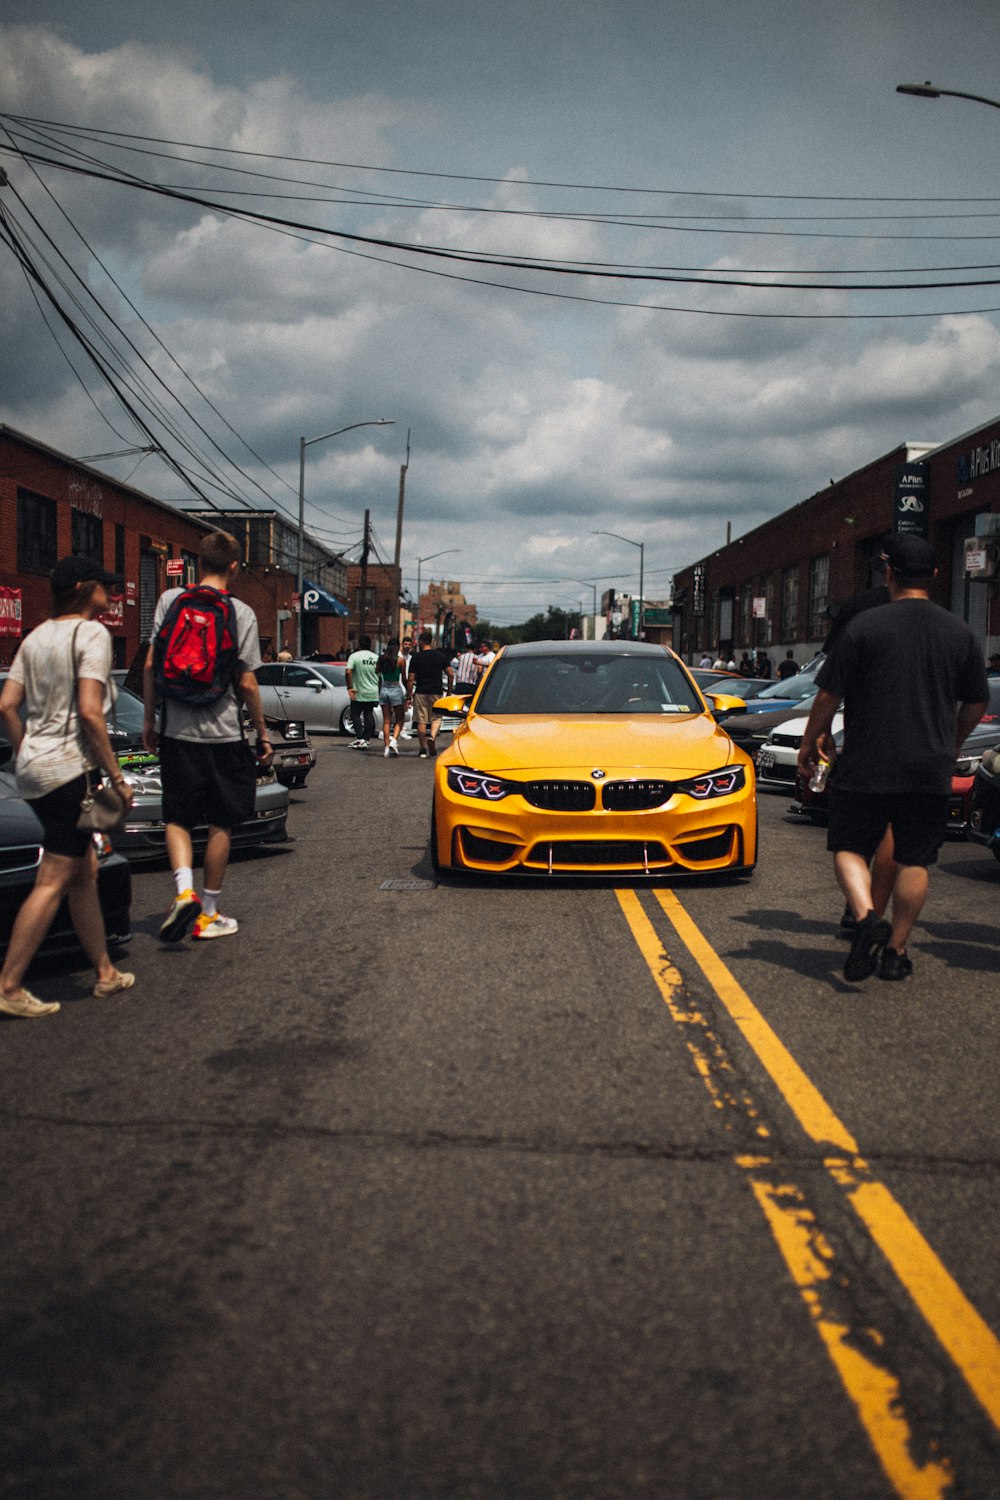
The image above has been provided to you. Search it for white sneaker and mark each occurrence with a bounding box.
[350,738,364,748]
[355,739,369,750]
[384,744,391,757]
[389,738,399,756]
[192,912,239,940]
[0,988,60,1017]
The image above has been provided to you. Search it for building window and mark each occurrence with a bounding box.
[808,555,829,639]
[757,574,773,645]
[782,565,799,639]
[739,582,753,646]
[182,550,198,585]
[72,508,104,559]
[17,488,58,574]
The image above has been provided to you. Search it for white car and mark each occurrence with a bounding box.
[755,711,844,793]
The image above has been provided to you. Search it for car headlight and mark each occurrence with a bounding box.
[675,766,747,800]
[447,767,513,800]
[980,746,1000,777]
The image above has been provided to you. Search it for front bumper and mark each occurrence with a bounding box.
[435,771,756,876]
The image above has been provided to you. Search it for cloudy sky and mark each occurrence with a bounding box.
[3,0,1000,624]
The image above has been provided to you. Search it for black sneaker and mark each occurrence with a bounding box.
[427,738,437,757]
[839,904,856,932]
[879,948,913,981]
[844,913,891,983]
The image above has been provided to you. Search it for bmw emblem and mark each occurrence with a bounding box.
[591,769,606,780]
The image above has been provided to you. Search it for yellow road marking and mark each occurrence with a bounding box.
[642,886,1000,1435]
[616,887,957,1495]
[744,1162,953,1500]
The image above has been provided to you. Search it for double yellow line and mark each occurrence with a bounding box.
[616,886,1000,1499]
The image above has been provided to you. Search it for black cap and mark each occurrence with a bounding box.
[880,534,936,580]
[50,554,122,593]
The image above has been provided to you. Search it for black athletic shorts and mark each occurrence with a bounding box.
[159,737,256,832]
[28,773,93,858]
[826,788,948,868]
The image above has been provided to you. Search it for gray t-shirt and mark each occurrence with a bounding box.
[153,588,261,743]
[10,617,113,798]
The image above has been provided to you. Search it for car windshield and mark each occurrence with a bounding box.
[474,652,702,715]
[755,672,819,702]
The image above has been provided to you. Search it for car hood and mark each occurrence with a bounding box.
[451,713,740,775]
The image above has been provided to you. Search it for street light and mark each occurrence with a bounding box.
[574,579,598,640]
[896,81,1000,111]
[415,549,461,640]
[296,419,395,656]
[592,530,645,640]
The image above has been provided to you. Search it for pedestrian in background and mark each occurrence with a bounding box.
[777,649,798,680]
[377,637,407,757]
[452,640,484,697]
[406,629,454,758]
[144,531,272,943]
[798,534,988,984]
[345,635,380,750]
[0,556,135,1016]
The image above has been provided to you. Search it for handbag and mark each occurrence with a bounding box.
[64,623,127,834]
[77,771,127,833]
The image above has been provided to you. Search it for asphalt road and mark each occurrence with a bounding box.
[3,734,999,1500]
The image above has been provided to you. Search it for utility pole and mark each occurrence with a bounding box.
[359,508,371,644]
[393,431,411,637]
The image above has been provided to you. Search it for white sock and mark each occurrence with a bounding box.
[202,888,221,918]
[175,866,194,897]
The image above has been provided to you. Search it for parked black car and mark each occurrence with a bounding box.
[0,770,132,958]
[967,744,1000,862]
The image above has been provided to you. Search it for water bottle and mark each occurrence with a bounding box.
[809,756,831,793]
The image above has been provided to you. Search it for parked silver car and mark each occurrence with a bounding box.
[255,661,381,736]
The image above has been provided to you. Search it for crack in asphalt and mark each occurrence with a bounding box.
[3,1109,999,1175]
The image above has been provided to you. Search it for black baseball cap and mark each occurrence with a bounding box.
[880,534,936,580]
[50,554,122,593]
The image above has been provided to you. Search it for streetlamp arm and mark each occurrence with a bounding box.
[896,82,1000,110]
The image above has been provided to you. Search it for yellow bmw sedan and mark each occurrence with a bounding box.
[431,639,756,878]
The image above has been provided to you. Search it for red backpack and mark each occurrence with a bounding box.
[152,585,240,707]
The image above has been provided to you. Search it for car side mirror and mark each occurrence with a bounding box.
[705,691,747,720]
[305,679,326,691]
[434,695,470,716]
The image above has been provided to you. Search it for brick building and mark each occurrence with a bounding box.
[345,559,403,650]
[671,418,1000,666]
[1,425,211,670]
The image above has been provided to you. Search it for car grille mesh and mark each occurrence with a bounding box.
[601,780,674,811]
[523,780,596,811]
[527,840,671,868]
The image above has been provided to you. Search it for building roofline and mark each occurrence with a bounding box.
[0,423,216,534]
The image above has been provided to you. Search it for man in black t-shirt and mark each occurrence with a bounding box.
[406,629,454,758]
[799,534,988,983]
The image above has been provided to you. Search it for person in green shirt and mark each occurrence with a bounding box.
[345,635,380,749]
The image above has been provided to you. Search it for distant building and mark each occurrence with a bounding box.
[671,419,1000,666]
[418,578,478,646]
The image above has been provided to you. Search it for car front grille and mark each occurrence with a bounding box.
[526,839,670,869]
[601,779,674,811]
[523,780,596,811]
[769,732,802,748]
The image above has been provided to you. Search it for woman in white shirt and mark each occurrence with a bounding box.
[0,556,136,1017]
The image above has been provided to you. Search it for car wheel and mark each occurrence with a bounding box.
[339,707,355,736]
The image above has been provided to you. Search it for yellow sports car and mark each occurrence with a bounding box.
[431,640,756,877]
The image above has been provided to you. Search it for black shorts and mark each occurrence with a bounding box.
[827,788,948,868]
[28,773,93,858]
[159,737,256,832]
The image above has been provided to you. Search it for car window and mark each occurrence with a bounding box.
[475,653,700,714]
[256,664,284,686]
[284,665,326,687]
[308,663,347,688]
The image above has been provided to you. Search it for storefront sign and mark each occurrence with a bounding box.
[752,596,766,619]
[125,581,137,606]
[166,558,185,578]
[692,565,706,617]
[893,461,930,538]
[958,438,1000,485]
[0,585,23,638]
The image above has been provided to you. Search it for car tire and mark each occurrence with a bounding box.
[339,707,355,737]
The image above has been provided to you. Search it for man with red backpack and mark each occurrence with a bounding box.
[142,531,273,942]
